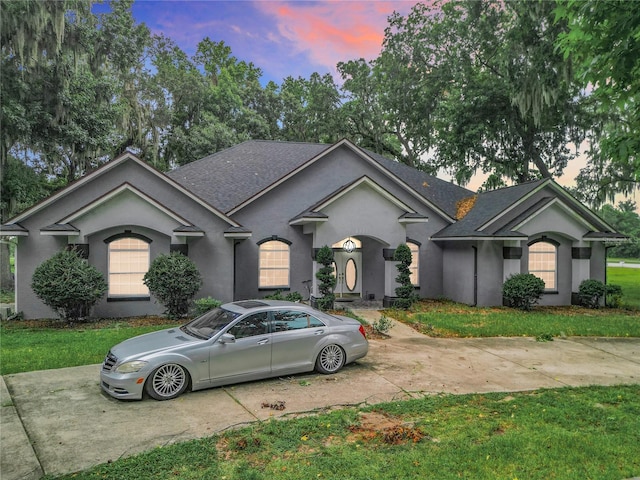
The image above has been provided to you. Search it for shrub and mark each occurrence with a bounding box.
[143,252,202,319]
[605,284,623,308]
[31,249,107,323]
[264,290,304,302]
[194,296,222,316]
[372,315,394,335]
[502,273,545,311]
[315,245,336,311]
[578,279,606,308]
[393,243,417,309]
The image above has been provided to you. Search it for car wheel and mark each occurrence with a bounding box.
[315,344,345,374]
[145,363,189,400]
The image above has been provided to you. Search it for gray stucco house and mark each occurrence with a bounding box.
[1,139,625,319]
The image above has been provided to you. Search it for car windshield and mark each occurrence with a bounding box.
[181,308,240,339]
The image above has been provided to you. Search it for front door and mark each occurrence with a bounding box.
[333,251,362,298]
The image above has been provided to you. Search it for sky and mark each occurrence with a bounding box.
[95,0,638,209]
[122,0,418,84]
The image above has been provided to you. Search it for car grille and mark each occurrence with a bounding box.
[102,351,117,372]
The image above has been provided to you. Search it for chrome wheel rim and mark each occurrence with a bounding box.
[152,364,186,398]
[319,345,344,372]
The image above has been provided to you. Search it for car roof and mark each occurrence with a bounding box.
[221,300,309,314]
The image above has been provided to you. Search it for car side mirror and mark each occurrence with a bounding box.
[218,333,236,344]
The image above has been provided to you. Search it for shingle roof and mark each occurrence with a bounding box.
[168,140,474,218]
[433,180,547,238]
[167,141,331,213]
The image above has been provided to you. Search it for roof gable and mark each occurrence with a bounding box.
[6,153,240,228]
[169,139,473,222]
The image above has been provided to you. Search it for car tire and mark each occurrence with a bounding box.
[315,344,345,374]
[145,363,189,400]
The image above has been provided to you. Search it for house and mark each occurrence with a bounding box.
[0,139,626,319]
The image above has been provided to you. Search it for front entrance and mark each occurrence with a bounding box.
[333,251,361,298]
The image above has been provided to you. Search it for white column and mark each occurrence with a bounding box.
[503,240,522,281]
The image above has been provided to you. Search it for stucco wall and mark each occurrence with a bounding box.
[230,145,450,301]
[15,159,236,319]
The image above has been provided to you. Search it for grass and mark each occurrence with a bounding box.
[608,266,640,308]
[391,300,640,338]
[47,384,640,480]
[0,319,176,375]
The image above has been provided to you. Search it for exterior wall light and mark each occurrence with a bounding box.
[343,238,356,253]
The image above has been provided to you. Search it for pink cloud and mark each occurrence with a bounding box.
[255,1,415,74]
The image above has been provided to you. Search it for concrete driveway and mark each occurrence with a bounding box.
[2,310,639,480]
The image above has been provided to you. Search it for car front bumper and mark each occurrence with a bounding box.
[100,370,147,400]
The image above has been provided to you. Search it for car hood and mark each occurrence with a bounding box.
[111,327,202,360]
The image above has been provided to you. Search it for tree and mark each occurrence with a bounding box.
[380,0,588,189]
[143,252,202,318]
[555,0,640,206]
[597,201,640,258]
[393,244,417,309]
[279,73,344,143]
[315,246,336,311]
[31,249,107,323]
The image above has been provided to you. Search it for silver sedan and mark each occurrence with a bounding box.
[100,300,369,400]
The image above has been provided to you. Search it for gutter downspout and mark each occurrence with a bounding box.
[472,245,478,306]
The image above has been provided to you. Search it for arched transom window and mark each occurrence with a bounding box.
[528,240,557,290]
[259,240,290,288]
[108,237,150,297]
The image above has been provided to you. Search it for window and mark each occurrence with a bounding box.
[272,310,325,332]
[227,313,269,339]
[528,241,557,290]
[408,242,419,286]
[259,240,290,288]
[108,237,150,297]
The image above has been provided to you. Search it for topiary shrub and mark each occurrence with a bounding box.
[31,249,107,323]
[143,252,202,319]
[315,245,336,311]
[393,243,417,309]
[502,273,545,311]
[578,279,606,308]
[605,284,623,308]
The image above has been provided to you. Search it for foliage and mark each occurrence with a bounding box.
[193,296,222,316]
[598,201,640,258]
[372,315,394,335]
[555,0,640,206]
[380,0,587,187]
[605,284,623,309]
[502,273,546,311]
[393,243,417,309]
[608,266,640,309]
[578,279,606,308]
[264,290,304,302]
[315,246,336,311]
[143,252,202,319]
[31,249,107,323]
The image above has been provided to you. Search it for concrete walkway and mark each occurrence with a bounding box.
[2,311,639,479]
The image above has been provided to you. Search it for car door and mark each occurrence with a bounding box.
[270,309,327,375]
[208,312,271,384]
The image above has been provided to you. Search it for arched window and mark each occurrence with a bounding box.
[528,240,557,290]
[258,240,290,288]
[108,237,150,297]
[408,241,420,286]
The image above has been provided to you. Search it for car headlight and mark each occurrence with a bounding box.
[115,360,148,374]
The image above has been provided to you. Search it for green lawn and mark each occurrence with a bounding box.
[48,385,640,480]
[0,321,176,375]
[608,266,640,308]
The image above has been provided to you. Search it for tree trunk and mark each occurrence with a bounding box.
[0,241,15,292]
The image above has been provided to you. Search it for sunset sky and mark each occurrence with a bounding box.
[115,0,417,83]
